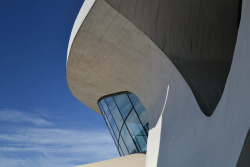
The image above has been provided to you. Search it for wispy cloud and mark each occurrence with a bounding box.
[0,109,119,167]
[0,109,52,126]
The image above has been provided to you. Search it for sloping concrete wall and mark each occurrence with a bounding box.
[67,0,250,166]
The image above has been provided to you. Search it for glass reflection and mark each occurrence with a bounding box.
[98,92,149,156]
[113,94,132,119]
[128,93,149,131]
[105,97,123,130]
[125,109,147,152]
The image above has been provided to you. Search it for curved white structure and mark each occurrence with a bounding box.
[67,0,250,166]
[67,0,96,62]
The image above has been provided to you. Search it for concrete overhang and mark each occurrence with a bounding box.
[67,0,241,116]
[66,0,173,117]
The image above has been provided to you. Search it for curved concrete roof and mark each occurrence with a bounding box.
[68,0,242,116]
[67,0,167,115]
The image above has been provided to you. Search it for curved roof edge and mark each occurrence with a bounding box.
[67,0,96,65]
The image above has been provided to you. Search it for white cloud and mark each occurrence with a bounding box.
[0,109,52,126]
[0,109,119,167]
[0,128,118,167]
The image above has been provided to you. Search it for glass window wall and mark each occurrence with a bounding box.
[98,92,149,156]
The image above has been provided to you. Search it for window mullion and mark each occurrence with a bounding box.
[127,94,149,136]
[99,102,121,156]
[104,99,120,134]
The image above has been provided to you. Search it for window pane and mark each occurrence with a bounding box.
[119,137,129,156]
[101,100,117,132]
[118,146,124,156]
[109,117,119,140]
[100,100,111,117]
[128,93,149,130]
[134,133,147,152]
[99,101,105,115]
[121,125,138,154]
[125,109,147,152]
[100,102,119,147]
[113,94,132,119]
[105,97,123,130]
[108,121,118,146]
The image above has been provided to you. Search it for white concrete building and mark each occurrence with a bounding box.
[66,0,250,166]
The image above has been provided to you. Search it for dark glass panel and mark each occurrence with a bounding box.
[134,133,147,152]
[113,94,132,119]
[105,97,123,130]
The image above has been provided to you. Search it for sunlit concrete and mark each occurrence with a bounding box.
[75,153,145,167]
[67,0,96,62]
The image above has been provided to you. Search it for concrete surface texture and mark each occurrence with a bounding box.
[75,153,146,167]
[67,0,95,62]
[67,0,250,166]
[105,0,242,116]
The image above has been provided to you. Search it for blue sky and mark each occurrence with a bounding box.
[0,0,118,166]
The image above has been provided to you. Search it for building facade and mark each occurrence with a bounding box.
[67,0,250,166]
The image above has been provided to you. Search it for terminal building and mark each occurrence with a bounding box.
[66,0,250,166]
